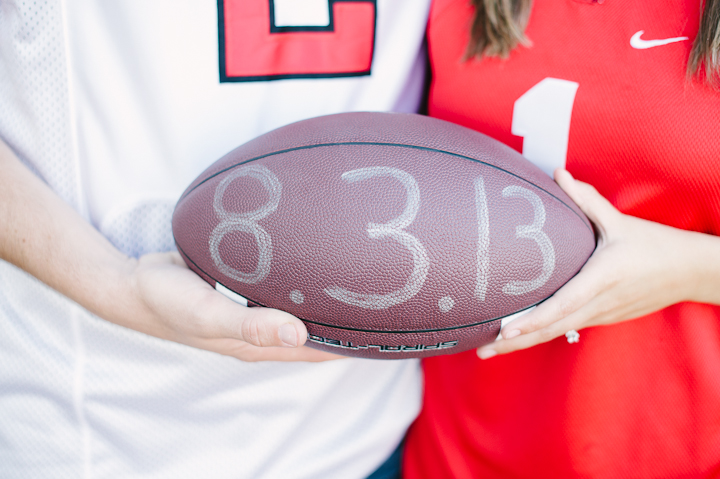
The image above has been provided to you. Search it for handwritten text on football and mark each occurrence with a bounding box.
[210,165,556,308]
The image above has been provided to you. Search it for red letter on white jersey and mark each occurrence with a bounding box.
[218,0,376,82]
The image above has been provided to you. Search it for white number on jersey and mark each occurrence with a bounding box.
[512,77,579,176]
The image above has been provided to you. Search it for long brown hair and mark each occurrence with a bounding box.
[466,0,720,86]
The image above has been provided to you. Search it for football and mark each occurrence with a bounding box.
[172,112,595,359]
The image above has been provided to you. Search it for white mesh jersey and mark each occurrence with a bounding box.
[0,1,428,478]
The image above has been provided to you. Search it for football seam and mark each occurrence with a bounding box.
[178,142,593,232]
[175,241,553,334]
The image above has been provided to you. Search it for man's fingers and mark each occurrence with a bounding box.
[238,307,308,348]
[209,297,308,348]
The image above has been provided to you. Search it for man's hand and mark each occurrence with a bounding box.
[478,168,720,359]
[128,251,341,362]
[0,139,339,362]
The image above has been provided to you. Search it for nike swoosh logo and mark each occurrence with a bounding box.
[630,30,689,49]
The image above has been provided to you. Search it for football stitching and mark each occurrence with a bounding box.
[178,142,593,232]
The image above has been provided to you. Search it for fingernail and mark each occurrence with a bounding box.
[279,324,298,347]
[504,329,521,339]
[477,348,497,360]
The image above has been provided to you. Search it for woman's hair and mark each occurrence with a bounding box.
[465,0,532,59]
[689,0,720,84]
[466,0,720,86]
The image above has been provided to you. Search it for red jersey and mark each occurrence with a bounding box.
[404,0,720,477]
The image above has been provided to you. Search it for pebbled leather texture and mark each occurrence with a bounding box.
[173,112,595,359]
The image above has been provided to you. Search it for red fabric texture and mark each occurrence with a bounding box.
[404,0,720,477]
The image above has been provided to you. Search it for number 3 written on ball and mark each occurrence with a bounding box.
[324,167,431,310]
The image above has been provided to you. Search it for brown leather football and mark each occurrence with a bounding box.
[172,112,595,359]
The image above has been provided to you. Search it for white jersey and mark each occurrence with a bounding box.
[0,1,428,478]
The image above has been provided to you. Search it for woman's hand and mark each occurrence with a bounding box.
[478,168,720,359]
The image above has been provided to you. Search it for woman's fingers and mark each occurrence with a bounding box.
[478,257,610,357]
[476,170,625,358]
[475,171,718,359]
[554,168,620,240]
[481,287,620,358]
[500,252,614,338]
[480,316,578,358]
